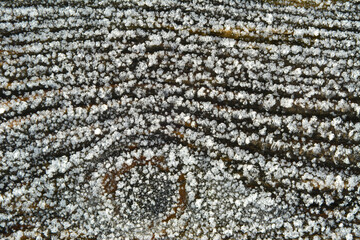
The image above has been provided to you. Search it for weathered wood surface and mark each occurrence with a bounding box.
[1,0,360,239]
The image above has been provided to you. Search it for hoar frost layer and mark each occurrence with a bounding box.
[0,0,360,239]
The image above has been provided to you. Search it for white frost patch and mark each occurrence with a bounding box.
[195,198,203,208]
[263,13,273,24]
[94,128,102,135]
[46,157,71,177]
[221,38,236,48]
[280,98,294,108]
[263,94,276,110]
[243,193,258,207]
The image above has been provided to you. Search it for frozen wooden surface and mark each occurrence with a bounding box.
[0,0,360,239]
